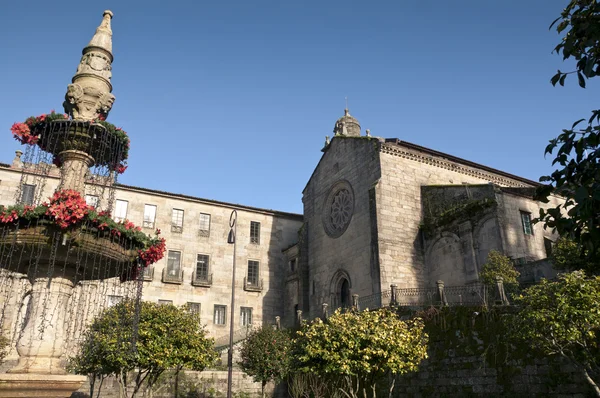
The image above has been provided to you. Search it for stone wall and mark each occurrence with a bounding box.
[0,161,303,361]
[301,136,382,318]
[393,307,594,397]
[72,369,286,397]
[495,188,562,262]
[376,142,536,290]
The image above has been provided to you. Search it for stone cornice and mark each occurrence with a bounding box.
[380,143,533,188]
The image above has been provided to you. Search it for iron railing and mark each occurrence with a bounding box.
[192,271,212,287]
[162,268,183,284]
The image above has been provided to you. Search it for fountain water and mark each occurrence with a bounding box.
[0,11,165,397]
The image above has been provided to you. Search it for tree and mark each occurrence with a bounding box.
[68,300,218,398]
[550,237,596,273]
[479,250,520,287]
[509,271,600,395]
[237,325,292,397]
[293,308,428,398]
[535,0,600,271]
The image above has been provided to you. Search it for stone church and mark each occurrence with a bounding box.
[0,105,561,346]
[0,12,563,363]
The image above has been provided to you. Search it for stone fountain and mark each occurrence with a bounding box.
[0,11,161,397]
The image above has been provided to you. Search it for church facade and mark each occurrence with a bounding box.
[0,108,561,351]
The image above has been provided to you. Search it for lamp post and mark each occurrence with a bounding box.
[226,209,237,398]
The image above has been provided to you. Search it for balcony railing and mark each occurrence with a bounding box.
[243,277,263,292]
[171,224,183,233]
[143,220,155,229]
[192,271,212,287]
[142,266,154,282]
[162,268,183,284]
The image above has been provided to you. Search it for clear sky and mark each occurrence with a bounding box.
[0,1,594,214]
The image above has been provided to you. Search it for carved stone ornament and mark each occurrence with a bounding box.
[76,53,112,81]
[322,180,355,238]
[63,83,84,119]
[96,92,116,115]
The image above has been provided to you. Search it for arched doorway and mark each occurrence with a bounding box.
[330,269,352,310]
[339,278,350,308]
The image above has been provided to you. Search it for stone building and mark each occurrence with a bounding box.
[284,111,562,325]
[0,107,562,338]
[0,154,302,353]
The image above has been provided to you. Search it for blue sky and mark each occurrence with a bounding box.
[0,1,594,214]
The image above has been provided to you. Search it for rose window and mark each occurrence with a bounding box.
[323,181,354,238]
[330,189,352,231]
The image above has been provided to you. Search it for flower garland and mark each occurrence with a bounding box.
[94,119,130,174]
[10,111,68,145]
[0,190,165,266]
[10,111,130,174]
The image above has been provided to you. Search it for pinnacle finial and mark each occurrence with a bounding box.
[86,10,114,56]
[63,10,115,121]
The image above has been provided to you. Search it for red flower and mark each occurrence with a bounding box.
[138,237,166,266]
[45,190,91,229]
[115,164,128,174]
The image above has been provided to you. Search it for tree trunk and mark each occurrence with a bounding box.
[387,377,395,398]
[583,367,600,397]
[89,375,95,398]
[96,376,105,398]
[262,381,266,398]
[174,366,182,398]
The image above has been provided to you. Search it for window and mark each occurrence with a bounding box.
[188,302,201,316]
[166,250,181,276]
[143,204,157,229]
[107,295,122,307]
[199,213,211,237]
[21,184,35,205]
[520,211,533,235]
[172,208,184,233]
[158,299,173,306]
[240,307,252,327]
[195,254,210,282]
[214,305,226,325]
[114,199,128,223]
[250,221,260,244]
[85,194,99,208]
[142,266,154,281]
[289,258,297,273]
[247,260,259,286]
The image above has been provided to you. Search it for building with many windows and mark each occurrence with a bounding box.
[0,153,302,349]
[0,106,563,345]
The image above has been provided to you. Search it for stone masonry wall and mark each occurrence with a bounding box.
[0,162,303,361]
[376,143,534,290]
[393,307,594,397]
[495,189,562,262]
[72,370,286,398]
[302,136,381,318]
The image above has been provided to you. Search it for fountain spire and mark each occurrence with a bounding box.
[85,10,113,55]
[63,10,115,121]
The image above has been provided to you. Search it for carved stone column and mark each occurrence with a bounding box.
[9,277,74,375]
[63,10,115,122]
[58,150,94,193]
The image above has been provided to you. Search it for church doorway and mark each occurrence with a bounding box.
[330,269,352,310]
[339,278,350,308]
